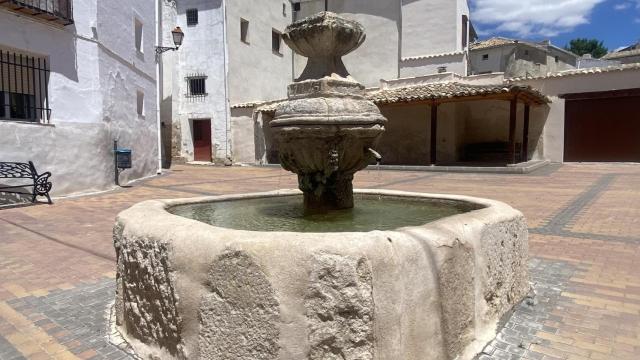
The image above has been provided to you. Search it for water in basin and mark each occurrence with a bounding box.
[169,194,481,233]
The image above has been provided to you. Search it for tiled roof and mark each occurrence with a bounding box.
[470,37,516,50]
[470,37,544,51]
[233,83,550,110]
[506,63,640,82]
[367,82,549,105]
[401,51,465,61]
[603,48,640,60]
[230,101,266,109]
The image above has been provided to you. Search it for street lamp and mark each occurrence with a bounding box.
[156,26,184,54]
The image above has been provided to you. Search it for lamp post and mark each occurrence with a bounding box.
[156,26,184,54]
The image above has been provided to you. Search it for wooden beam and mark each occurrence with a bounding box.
[560,88,640,100]
[508,97,517,164]
[522,104,530,162]
[430,104,438,165]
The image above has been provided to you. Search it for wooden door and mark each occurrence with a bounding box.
[193,119,212,162]
[564,90,640,162]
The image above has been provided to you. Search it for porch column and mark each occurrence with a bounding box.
[522,104,530,162]
[430,103,438,165]
[508,97,518,164]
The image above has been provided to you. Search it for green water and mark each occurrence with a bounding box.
[169,195,481,233]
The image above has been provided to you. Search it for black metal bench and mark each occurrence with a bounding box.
[0,161,52,204]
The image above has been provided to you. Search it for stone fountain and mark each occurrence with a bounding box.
[271,12,386,211]
[113,12,530,360]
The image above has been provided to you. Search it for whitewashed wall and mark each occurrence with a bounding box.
[295,0,401,87]
[226,0,293,104]
[0,0,158,196]
[400,53,467,78]
[169,0,228,162]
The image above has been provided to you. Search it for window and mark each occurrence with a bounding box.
[272,30,282,54]
[135,18,144,54]
[187,76,207,97]
[283,3,287,16]
[524,50,529,56]
[240,18,249,43]
[136,91,145,117]
[482,54,489,60]
[186,8,198,26]
[461,15,468,49]
[293,2,301,12]
[555,56,559,63]
[0,49,50,123]
[437,66,447,73]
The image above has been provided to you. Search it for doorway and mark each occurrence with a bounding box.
[193,119,212,162]
[564,89,640,162]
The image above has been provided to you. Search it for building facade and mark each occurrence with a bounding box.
[161,0,292,164]
[294,0,474,87]
[164,0,475,164]
[0,0,159,196]
[470,38,577,78]
[603,42,640,64]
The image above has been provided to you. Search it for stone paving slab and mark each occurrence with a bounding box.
[1,163,639,359]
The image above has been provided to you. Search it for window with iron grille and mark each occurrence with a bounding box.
[0,50,50,123]
[187,76,207,97]
[186,8,198,26]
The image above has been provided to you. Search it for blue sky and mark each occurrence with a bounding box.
[470,0,639,51]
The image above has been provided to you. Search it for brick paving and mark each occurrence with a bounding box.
[1,163,640,359]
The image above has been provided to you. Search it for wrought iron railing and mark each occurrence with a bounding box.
[0,0,73,26]
[0,49,51,123]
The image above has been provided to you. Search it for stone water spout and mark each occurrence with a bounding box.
[271,12,387,211]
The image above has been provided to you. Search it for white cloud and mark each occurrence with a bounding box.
[615,1,640,10]
[471,0,606,37]
[615,3,631,10]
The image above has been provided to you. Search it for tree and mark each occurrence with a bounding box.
[565,38,608,58]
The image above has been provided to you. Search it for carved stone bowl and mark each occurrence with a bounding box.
[113,190,530,360]
[283,11,366,59]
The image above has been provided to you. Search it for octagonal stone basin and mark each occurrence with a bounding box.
[113,190,529,360]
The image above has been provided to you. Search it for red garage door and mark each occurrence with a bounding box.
[564,89,640,162]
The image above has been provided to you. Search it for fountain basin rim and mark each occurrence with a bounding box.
[119,189,524,236]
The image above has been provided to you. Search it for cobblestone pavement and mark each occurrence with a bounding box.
[1,163,639,359]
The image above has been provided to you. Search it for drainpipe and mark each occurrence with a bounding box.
[222,0,231,160]
[155,0,163,174]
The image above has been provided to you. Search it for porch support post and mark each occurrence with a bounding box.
[508,97,518,164]
[430,103,438,165]
[522,103,530,162]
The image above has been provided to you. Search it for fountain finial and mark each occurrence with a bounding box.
[283,11,365,81]
[271,12,386,212]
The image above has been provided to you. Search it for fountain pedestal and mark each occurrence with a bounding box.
[271,12,386,211]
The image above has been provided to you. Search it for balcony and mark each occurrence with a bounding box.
[0,0,73,26]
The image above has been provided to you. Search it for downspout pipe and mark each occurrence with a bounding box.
[222,0,231,160]
[155,0,163,174]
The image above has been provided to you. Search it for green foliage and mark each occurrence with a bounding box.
[565,38,608,58]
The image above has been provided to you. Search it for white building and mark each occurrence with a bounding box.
[602,42,640,64]
[161,0,292,164]
[469,38,577,78]
[164,0,474,164]
[293,0,474,86]
[0,0,159,196]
